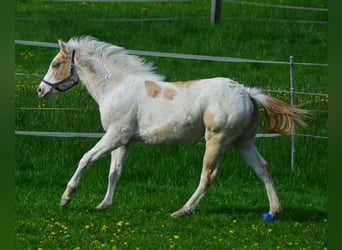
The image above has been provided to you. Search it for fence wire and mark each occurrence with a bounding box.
[15,40,328,67]
[223,0,328,12]
[15,71,328,98]
[14,131,328,140]
[16,16,327,25]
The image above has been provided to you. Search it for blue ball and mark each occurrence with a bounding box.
[262,212,275,221]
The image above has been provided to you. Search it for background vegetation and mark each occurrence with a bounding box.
[15,0,327,249]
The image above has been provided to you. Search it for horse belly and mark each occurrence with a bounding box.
[133,115,204,144]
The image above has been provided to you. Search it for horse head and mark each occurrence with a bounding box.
[37,40,79,99]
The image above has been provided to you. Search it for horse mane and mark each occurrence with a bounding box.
[66,36,165,81]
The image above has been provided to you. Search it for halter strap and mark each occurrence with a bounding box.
[42,50,78,92]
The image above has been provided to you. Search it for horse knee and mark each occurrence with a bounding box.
[259,163,273,182]
[79,153,92,169]
[200,167,219,191]
[209,168,218,183]
[108,169,121,183]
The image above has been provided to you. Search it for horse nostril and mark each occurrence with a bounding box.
[37,87,44,96]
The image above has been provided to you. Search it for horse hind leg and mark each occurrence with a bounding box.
[235,142,281,216]
[171,133,226,218]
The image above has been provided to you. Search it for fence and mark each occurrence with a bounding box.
[16,0,328,25]
[15,1,328,170]
[210,0,328,24]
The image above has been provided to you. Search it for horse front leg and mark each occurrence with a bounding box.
[60,129,124,207]
[96,146,128,210]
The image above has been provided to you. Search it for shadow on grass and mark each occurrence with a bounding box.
[206,205,327,222]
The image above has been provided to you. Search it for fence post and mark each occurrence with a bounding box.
[211,0,222,24]
[289,56,296,170]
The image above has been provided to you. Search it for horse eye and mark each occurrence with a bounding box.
[52,62,61,69]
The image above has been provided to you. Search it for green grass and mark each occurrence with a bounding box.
[15,136,327,249]
[15,0,327,249]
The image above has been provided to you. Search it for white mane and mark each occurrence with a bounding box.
[66,36,165,82]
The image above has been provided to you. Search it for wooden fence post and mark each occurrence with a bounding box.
[211,0,222,24]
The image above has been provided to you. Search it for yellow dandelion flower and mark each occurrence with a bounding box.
[116,221,124,227]
[173,235,180,239]
[101,224,109,231]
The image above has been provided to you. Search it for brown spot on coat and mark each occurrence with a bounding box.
[163,88,177,100]
[53,52,70,80]
[172,80,198,88]
[145,80,162,98]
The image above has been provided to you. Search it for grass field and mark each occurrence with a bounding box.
[15,0,328,249]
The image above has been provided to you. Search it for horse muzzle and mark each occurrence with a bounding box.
[37,82,54,99]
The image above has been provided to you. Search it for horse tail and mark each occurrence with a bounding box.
[247,88,312,135]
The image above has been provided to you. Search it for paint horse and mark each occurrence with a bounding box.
[37,36,310,219]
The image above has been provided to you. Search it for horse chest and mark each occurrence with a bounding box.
[99,102,136,132]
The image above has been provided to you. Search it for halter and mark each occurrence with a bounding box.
[42,50,78,92]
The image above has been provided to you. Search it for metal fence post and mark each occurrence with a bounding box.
[289,56,296,170]
[211,0,222,24]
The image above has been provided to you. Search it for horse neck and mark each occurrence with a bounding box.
[74,55,118,103]
[75,53,164,104]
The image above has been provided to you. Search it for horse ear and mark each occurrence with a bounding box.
[58,39,67,54]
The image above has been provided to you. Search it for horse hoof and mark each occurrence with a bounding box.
[262,212,275,221]
[171,209,190,218]
[96,203,111,210]
[171,212,182,218]
[59,198,71,207]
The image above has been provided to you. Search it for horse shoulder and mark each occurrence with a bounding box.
[99,91,138,133]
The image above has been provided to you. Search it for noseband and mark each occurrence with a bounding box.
[42,50,78,92]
